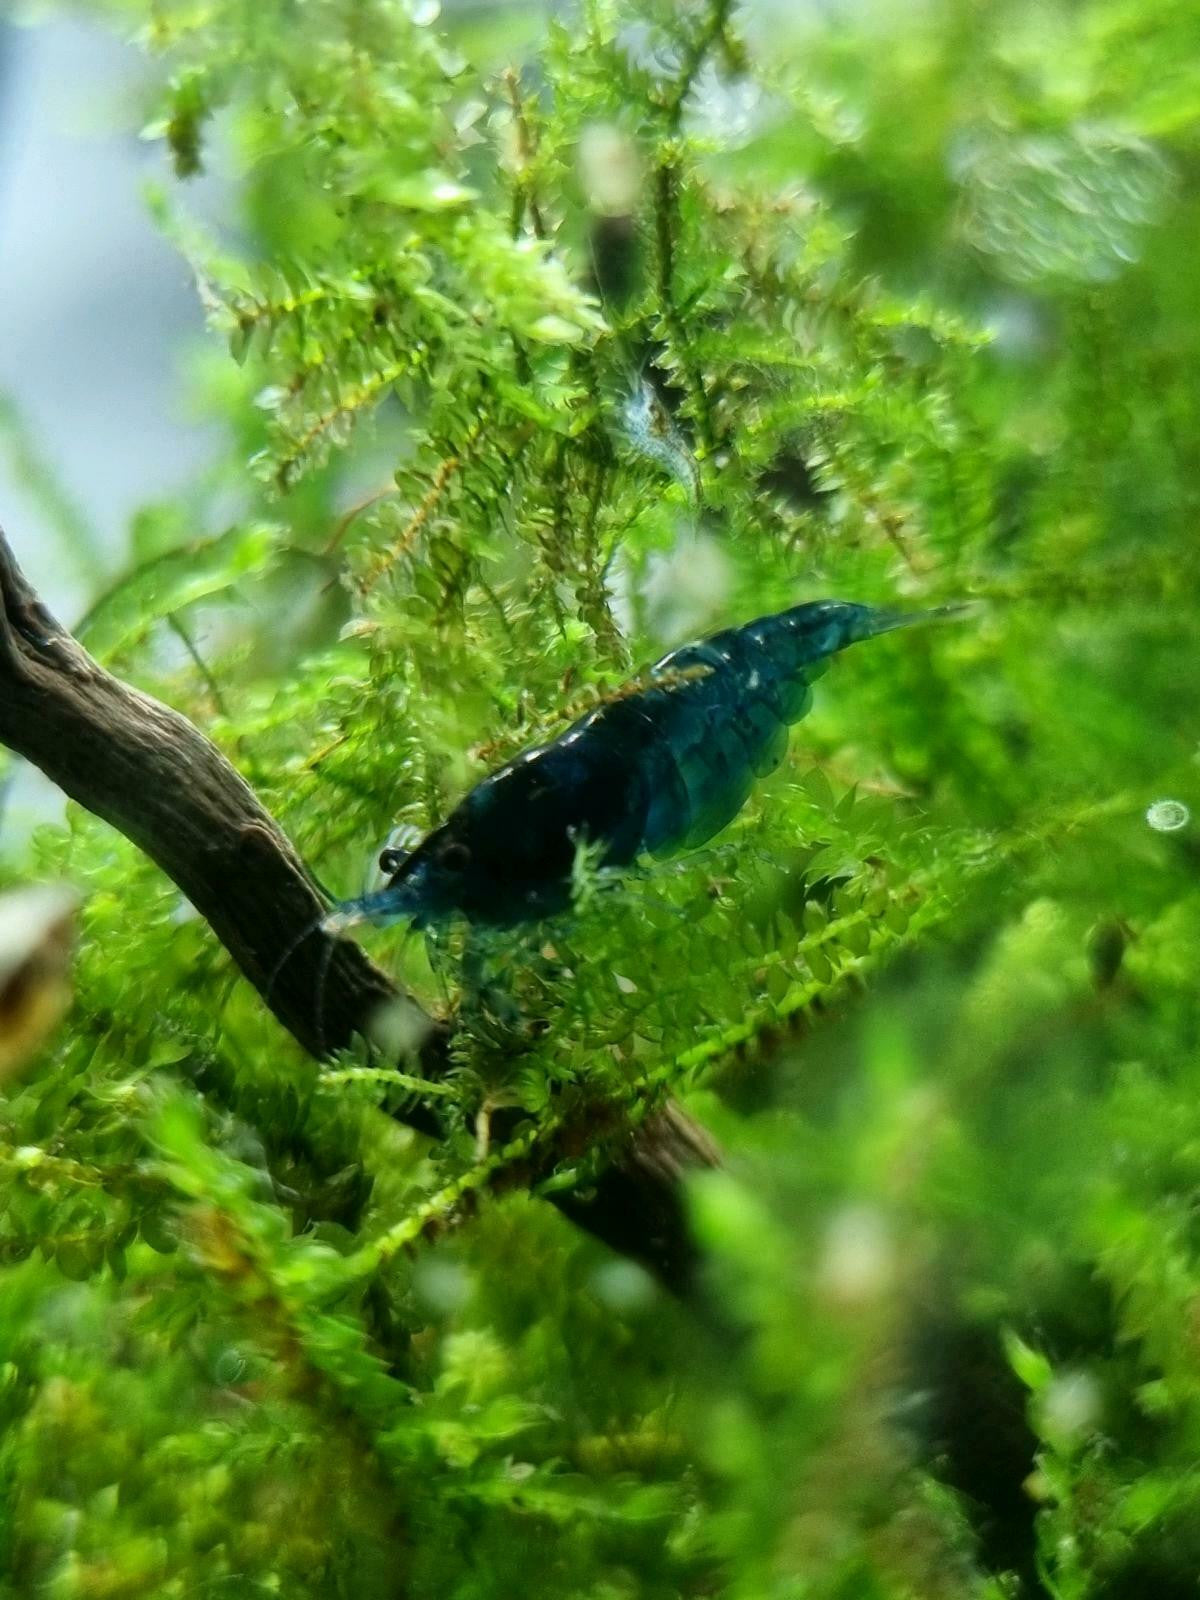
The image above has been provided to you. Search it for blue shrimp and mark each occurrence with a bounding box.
[327,599,959,937]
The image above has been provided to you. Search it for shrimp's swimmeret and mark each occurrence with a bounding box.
[329,598,961,933]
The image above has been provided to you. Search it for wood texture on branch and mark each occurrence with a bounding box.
[0,529,408,1085]
[0,529,715,1291]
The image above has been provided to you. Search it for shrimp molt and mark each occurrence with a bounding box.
[328,599,958,935]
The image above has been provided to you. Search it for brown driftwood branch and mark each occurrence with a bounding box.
[0,529,715,1291]
[0,532,406,1077]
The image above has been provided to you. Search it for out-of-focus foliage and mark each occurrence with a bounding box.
[1,0,1198,1594]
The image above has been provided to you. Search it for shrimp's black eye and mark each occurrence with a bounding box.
[379,847,408,876]
[439,841,471,872]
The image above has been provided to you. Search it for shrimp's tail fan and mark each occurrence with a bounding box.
[851,600,974,642]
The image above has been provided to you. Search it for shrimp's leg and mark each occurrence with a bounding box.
[457,925,526,1038]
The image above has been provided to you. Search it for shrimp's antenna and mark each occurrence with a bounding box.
[263,898,374,1054]
[311,927,337,1060]
[262,876,340,1033]
[861,599,976,638]
[264,913,322,1012]
[262,882,406,1054]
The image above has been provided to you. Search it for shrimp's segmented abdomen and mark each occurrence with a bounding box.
[622,600,904,858]
[630,621,807,856]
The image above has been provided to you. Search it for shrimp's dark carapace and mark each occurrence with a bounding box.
[332,599,958,933]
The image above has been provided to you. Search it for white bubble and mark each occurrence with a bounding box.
[1040,1370,1102,1446]
[817,1203,893,1306]
[409,0,440,23]
[367,995,434,1056]
[578,123,640,215]
[1146,799,1190,833]
[213,1347,246,1385]
[951,123,1171,287]
[684,65,764,149]
[636,528,733,644]
[592,1259,657,1312]
[413,1258,471,1313]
